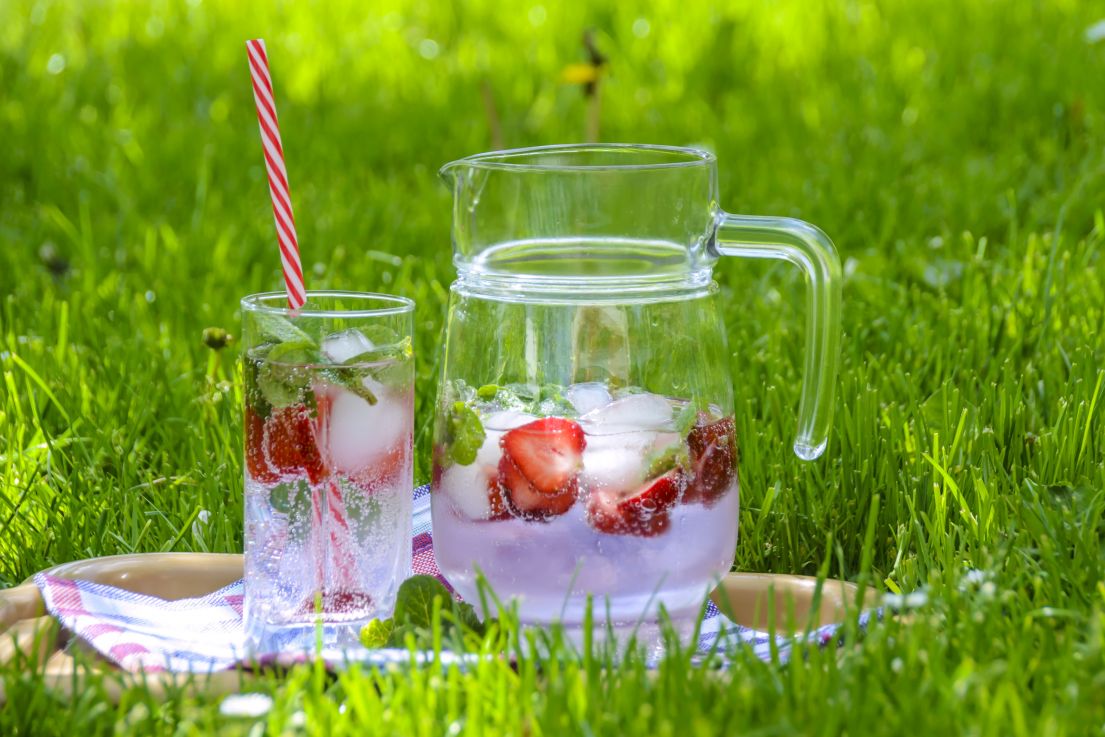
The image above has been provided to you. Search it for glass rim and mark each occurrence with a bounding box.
[440,143,716,174]
[240,290,415,318]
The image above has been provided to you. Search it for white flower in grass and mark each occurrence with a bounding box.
[882,590,928,610]
[220,693,274,718]
[192,509,211,541]
[959,568,997,599]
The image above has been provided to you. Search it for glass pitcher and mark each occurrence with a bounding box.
[431,144,841,637]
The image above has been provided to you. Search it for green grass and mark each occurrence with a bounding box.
[2,0,1104,733]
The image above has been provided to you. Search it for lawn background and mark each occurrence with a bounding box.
[1,0,1104,734]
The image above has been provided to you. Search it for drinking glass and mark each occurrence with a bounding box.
[241,291,415,653]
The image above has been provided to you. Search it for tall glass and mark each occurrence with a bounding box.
[240,291,415,653]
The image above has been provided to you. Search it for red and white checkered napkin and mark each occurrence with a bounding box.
[33,487,865,673]
[34,574,246,673]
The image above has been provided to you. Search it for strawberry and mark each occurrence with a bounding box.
[295,589,374,616]
[683,416,737,506]
[245,407,278,483]
[498,455,577,519]
[351,435,411,492]
[586,468,683,537]
[264,403,329,485]
[499,418,586,494]
[497,418,586,520]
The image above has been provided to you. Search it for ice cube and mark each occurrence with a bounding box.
[440,461,493,519]
[581,430,682,493]
[326,386,409,475]
[476,427,510,465]
[580,392,674,435]
[565,382,613,416]
[440,428,506,519]
[581,431,654,492]
[482,409,538,432]
[321,329,375,364]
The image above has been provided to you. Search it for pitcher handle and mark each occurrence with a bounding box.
[713,214,842,460]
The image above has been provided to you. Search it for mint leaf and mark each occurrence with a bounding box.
[244,352,273,418]
[494,383,579,416]
[393,575,451,629]
[477,384,499,401]
[342,335,413,366]
[388,623,431,648]
[342,489,382,529]
[358,324,401,347]
[450,598,484,635]
[367,354,412,391]
[251,312,315,345]
[322,339,414,403]
[538,384,566,402]
[502,383,538,405]
[359,618,394,648]
[361,576,487,649]
[250,341,322,410]
[674,401,700,436]
[266,340,321,364]
[269,479,313,519]
[256,357,311,408]
[447,401,486,466]
[268,481,297,515]
[322,367,378,405]
[533,383,575,417]
[257,365,307,407]
[269,480,313,547]
[644,443,690,479]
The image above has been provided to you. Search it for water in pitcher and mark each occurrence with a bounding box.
[432,381,739,627]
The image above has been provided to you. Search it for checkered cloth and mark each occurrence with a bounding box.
[34,486,872,673]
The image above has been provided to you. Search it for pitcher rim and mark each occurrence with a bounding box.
[439,143,716,174]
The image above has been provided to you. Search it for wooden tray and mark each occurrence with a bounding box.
[0,553,874,702]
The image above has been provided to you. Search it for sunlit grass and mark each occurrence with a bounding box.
[1,0,1104,733]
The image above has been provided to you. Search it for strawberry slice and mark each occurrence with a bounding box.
[295,589,374,616]
[245,407,278,483]
[485,476,513,521]
[586,468,683,537]
[683,416,737,506]
[264,402,329,485]
[431,445,447,489]
[499,418,586,495]
[498,455,577,520]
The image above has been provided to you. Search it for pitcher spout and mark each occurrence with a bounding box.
[437,158,463,189]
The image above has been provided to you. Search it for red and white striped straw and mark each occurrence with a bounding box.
[246,38,306,310]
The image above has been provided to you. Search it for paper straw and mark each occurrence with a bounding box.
[245,38,306,310]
